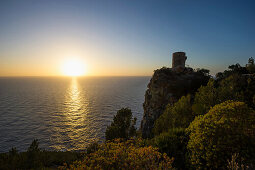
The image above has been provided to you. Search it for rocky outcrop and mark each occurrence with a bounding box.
[140,67,209,138]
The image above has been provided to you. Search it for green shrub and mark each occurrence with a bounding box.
[192,79,218,115]
[247,57,255,74]
[0,140,82,169]
[105,108,137,141]
[192,75,253,115]
[85,141,99,154]
[226,153,253,170]
[151,128,189,169]
[217,74,245,102]
[247,64,255,74]
[64,138,174,169]
[187,101,255,169]
[154,95,193,135]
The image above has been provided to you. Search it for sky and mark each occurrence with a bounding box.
[0,0,255,76]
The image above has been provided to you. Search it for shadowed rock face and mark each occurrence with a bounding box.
[140,67,209,138]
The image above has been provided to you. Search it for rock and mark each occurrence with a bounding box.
[140,67,209,138]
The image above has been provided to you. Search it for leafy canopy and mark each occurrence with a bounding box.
[187,101,255,169]
[65,138,174,169]
[154,95,193,135]
[105,108,137,141]
[151,128,188,169]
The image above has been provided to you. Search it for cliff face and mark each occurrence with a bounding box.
[140,67,209,138]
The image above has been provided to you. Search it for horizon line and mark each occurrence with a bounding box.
[0,75,152,78]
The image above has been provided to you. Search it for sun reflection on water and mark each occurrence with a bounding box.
[64,78,88,149]
[51,77,90,151]
[69,78,81,113]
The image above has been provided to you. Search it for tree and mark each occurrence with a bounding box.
[187,101,255,169]
[192,79,218,115]
[27,139,40,153]
[196,68,210,76]
[105,108,136,141]
[248,57,254,65]
[217,74,245,103]
[26,139,43,168]
[153,95,193,135]
[247,57,255,74]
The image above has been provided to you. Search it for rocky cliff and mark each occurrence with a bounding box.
[140,67,209,138]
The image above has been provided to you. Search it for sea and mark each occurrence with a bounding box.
[0,76,150,152]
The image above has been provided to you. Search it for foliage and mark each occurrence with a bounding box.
[187,101,255,169]
[247,64,255,74]
[196,68,210,76]
[227,153,252,170]
[154,67,173,75]
[150,128,189,169]
[27,139,40,153]
[217,74,246,103]
[26,139,42,168]
[228,63,247,73]
[215,59,255,81]
[154,95,193,135]
[0,140,82,170]
[247,57,255,74]
[217,74,255,108]
[216,64,244,81]
[62,138,174,170]
[248,57,254,65]
[192,79,218,115]
[105,108,137,141]
[193,73,255,115]
[85,141,99,154]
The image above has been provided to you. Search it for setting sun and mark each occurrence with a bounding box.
[61,59,86,76]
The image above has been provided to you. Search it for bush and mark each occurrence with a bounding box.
[64,138,174,169]
[247,57,255,74]
[151,128,189,169]
[187,101,255,169]
[192,79,218,115]
[0,139,82,169]
[217,74,246,102]
[227,153,253,170]
[192,74,254,115]
[85,141,99,154]
[105,108,137,141]
[154,95,193,135]
[247,64,255,74]
[196,68,210,76]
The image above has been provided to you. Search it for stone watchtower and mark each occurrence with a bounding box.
[172,52,187,69]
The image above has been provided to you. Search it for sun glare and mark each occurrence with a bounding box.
[62,59,85,76]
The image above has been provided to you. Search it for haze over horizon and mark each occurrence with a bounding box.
[1,0,255,76]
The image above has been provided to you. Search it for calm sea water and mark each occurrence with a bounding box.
[0,77,150,152]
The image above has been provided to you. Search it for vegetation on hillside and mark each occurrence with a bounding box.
[153,95,193,135]
[0,140,82,169]
[62,138,174,169]
[151,58,255,169]
[188,101,255,169]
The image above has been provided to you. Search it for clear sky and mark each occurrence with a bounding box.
[0,0,255,76]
